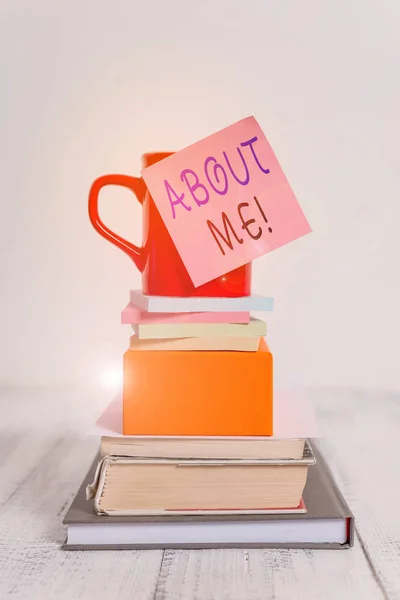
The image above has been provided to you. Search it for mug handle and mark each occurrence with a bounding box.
[88,174,147,272]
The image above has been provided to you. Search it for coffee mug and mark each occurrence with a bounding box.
[88,152,251,297]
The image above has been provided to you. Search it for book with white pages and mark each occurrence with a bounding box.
[100,435,306,460]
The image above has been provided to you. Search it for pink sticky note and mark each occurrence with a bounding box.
[121,303,250,325]
[93,388,320,438]
[142,116,311,287]
[273,389,320,438]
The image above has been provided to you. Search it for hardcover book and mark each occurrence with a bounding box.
[86,443,315,516]
[63,443,354,550]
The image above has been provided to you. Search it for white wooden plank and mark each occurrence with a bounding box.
[311,388,400,600]
[0,387,394,600]
[0,391,164,600]
[151,542,382,600]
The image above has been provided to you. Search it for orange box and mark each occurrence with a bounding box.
[123,338,273,436]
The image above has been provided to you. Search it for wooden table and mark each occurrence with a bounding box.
[0,388,398,599]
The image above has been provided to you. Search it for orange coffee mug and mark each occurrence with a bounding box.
[88,152,251,297]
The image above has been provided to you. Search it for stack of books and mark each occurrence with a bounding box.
[63,291,354,550]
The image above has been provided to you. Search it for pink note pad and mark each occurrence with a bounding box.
[142,116,311,287]
[94,389,321,438]
[121,303,250,325]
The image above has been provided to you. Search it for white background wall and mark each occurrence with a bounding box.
[1,0,400,390]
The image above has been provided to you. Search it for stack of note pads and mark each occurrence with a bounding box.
[121,290,274,437]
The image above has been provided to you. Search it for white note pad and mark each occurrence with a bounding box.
[129,290,274,313]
